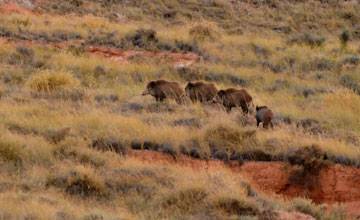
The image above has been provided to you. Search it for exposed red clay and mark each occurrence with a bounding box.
[88,46,200,67]
[128,150,360,219]
[0,38,199,67]
[0,3,40,15]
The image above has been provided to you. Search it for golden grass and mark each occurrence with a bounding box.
[0,1,359,218]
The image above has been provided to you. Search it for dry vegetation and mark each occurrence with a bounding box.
[0,0,360,219]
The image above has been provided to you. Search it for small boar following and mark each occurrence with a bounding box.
[142,79,184,104]
[255,106,274,129]
[213,88,251,113]
[185,81,218,103]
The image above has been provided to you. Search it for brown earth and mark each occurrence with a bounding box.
[128,150,360,219]
[0,37,200,67]
[88,46,199,67]
[0,2,40,15]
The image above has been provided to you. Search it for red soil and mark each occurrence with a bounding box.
[88,46,199,67]
[0,3,40,15]
[0,38,199,67]
[128,150,360,219]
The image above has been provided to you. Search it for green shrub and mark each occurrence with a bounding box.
[286,145,326,187]
[324,203,347,220]
[291,198,327,220]
[340,29,350,47]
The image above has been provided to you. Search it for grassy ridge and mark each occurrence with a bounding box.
[0,0,359,219]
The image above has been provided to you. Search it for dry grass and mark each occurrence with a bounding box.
[0,0,359,219]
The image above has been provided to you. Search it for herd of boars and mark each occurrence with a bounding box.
[142,79,274,129]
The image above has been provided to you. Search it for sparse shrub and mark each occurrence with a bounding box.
[227,27,243,35]
[189,147,209,159]
[163,10,177,19]
[261,61,286,73]
[236,114,253,126]
[11,16,31,27]
[189,22,221,41]
[224,73,247,86]
[70,0,83,7]
[161,144,177,159]
[8,46,35,65]
[264,79,290,93]
[146,102,177,113]
[125,28,158,49]
[78,152,106,168]
[130,140,142,150]
[203,71,224,82]
[325,203,347,220]
[286,145,326,187]
[47,169,106,198]
[94,93,119,104]
[172,117,202,128]
[175,39,198,53]
[342,55,359,66]
[31,88,91,102]
[179,139,209,159]
[241,149,273,161]
[295,87,315,98]
[272,26,291,34]
[16,46,34,58]
[205,125,257,152]
[291,198,327,220]
[340,29,350,49]
[162,187,208,213]
[273,114,292,125]
[214,197,258,216]
[176,66,201,81]
[308,57,335,71]
[122,102,144,113]
[251,43,270,57]
[0,137,23,166]
[55,210,71,220]
[44,127,71,144]
[2,71,24,85]
[313,72,325,80]
[290,33,325,48]
[340,74,360,95]
[91,138,127,155]
[28,69,80,92]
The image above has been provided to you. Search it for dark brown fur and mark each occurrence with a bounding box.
[255,106,274,129]
[213,88,250,113]
[142,79,184,104]
[240,89,253,108]
[185,81,218,103]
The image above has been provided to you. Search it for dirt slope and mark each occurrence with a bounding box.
[128,150,360,219]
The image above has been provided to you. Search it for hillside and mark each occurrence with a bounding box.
[0,0,360,219]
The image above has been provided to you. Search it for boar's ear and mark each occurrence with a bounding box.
[256,105,259,111]
[186,82,193,88]
[149,81,155,87]
[218,90,225,96]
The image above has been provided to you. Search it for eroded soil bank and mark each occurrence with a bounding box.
[128,150,360,219]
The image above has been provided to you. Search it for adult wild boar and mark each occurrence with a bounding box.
[213,88,252,113]
[255,106,274,129]
[185,81,218,103]
[142,79,184,104]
